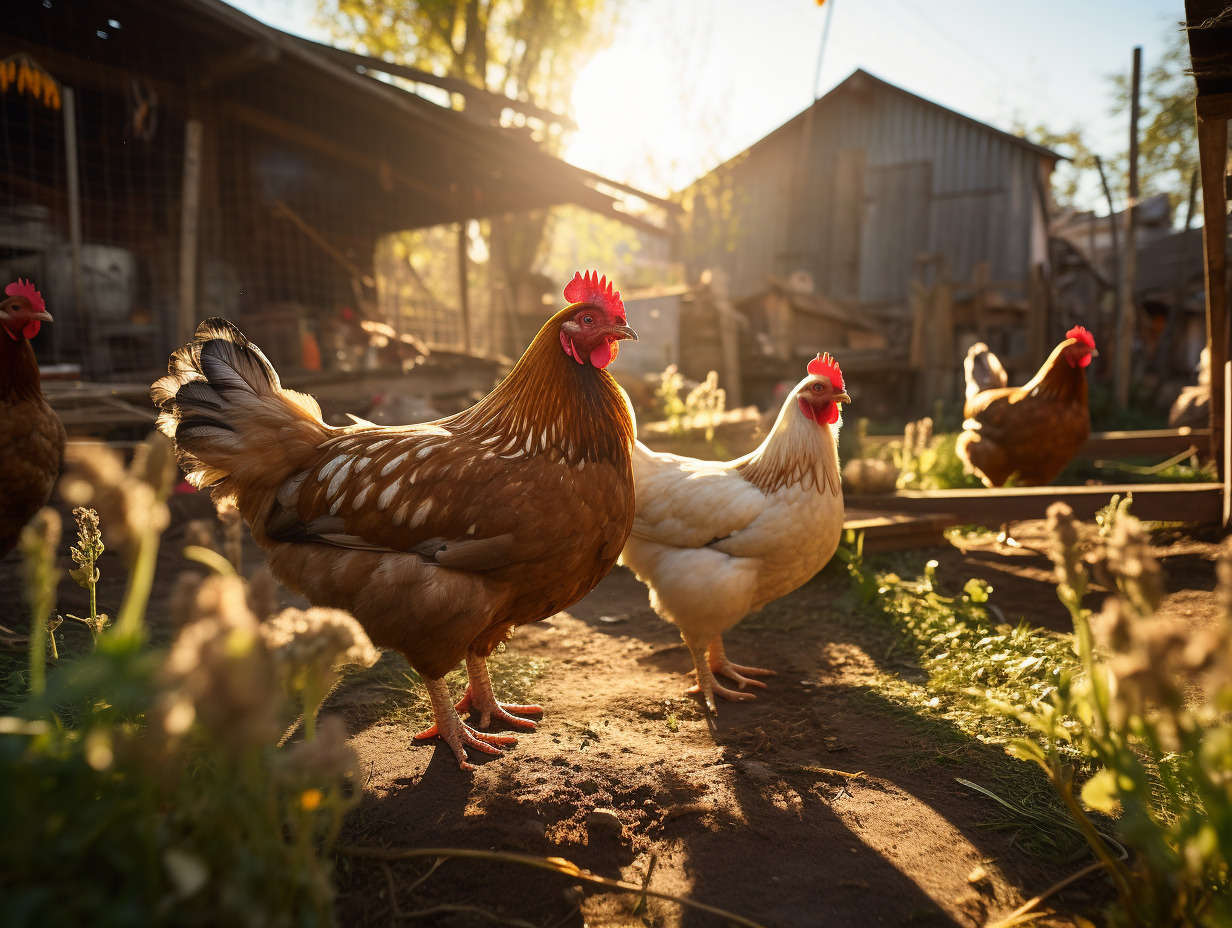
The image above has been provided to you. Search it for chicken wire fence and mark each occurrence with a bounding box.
[2,7,493,382]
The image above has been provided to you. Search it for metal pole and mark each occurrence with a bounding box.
[1115,46,1142,410]
[457,221,471,355]
[63,86,83,368]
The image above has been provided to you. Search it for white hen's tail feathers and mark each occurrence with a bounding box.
[151,318,330,501]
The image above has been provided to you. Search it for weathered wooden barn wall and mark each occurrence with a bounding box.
[680,70,1058,319]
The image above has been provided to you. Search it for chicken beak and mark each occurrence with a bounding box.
[33,309,53,322]
[609,325,637,341]
[835,391,852,404]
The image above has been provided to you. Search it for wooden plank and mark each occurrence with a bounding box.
[177,119,203,348]
[1196,91,1232,120]
[1197,113,1229,475]
[846,483,1223,524]
[844,509,955,553]
[1079,428,1209,458]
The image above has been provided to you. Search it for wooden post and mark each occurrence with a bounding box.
[456,221,471,355]
[62,87,83,368]
[1115,47,1142,410]
[1197,111,1229,479]
[177,119,203,347]
[1224,361,1231,527]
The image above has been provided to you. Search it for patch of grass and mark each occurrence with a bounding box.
[328,648,548,730]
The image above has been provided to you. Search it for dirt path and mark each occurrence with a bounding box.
[331,520,1226,927]
[5,499,1220,928]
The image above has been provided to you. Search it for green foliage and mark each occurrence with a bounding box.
[317,0,619,121]
[0,435,376,928]
[1108,30,1199,216]
[998,502,1232,926]
[889,418,983,491]
[654,365,727,441]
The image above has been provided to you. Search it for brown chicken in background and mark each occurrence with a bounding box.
[152,271,637,770]
[0,280,66,559]
[957,325,1096,490]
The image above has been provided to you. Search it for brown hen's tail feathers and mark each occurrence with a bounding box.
[151,317,330,497]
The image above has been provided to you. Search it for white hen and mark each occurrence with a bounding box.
[620,353,850,712]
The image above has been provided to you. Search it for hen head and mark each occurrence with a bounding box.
[1063,325,1097,369]
[797,352,851,425]
[559,270,637,369]
[1,279,51,341]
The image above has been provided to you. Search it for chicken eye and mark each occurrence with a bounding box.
[580,313,595,326]
[811,382,825,393]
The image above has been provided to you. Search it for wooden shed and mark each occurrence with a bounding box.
[0,0,661,384]
[678,69,1061,355]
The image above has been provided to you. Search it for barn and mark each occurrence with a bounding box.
[678,69,1062,407]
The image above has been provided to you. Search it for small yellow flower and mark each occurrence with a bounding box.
[300,788,324,811]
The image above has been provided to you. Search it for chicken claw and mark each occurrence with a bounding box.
[455,654,543,730]
[708,638,775,691]
[685,639,761,714]
[416,677,518,770]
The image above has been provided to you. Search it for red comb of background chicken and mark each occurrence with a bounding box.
[3,278,47,339]
[1066,325,1095,348]
[563,270,624,324]
[807,351,843,391]
[5,278,45,313]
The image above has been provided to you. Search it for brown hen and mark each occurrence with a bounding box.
[957,325,1096,489]
[0,280,65,559]
[152,271,637,769]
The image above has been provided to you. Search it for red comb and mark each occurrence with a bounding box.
[807,352,843,391]
[5,278,44,314]
[563,270,624,324]
[1066,325,1095,348]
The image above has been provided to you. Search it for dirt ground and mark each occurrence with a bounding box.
[3,498,1223,928]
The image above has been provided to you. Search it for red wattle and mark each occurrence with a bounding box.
[590,338,616,369]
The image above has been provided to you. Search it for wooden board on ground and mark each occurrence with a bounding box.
[846,483,1223,526]
[843,508,956,552]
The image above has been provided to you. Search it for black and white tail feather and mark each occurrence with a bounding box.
[151,317,330,498]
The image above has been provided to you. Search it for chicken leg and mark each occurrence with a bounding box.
[455,653,542,730]
[413,676,518,771]
[684,635,772,713]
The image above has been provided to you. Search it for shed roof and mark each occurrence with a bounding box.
[3,0,670,234]
[699,68,1062,179]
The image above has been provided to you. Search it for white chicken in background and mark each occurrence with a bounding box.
[620,353,850,712]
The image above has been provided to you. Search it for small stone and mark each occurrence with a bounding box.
[967,865,988,885]
[597,614,627,624]
[584,809,623,834]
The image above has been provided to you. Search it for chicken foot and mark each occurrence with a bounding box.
[455,653,542,731]
[684,636,763,714]
[707,638,775,690]
[413,676,518,771]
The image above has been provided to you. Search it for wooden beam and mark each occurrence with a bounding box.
[225,101,447,202]
[177,119,203,348]
[289,36,579,131]
[1078,427,1210,459]
[1197,112,1229,476]
[1197,91,1232,120]
[845,483,1223,525]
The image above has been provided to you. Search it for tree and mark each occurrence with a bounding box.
[318,0,618,146]
[317,0,624,354]
[1108,29,1198,216]
[1014,122,1098,215]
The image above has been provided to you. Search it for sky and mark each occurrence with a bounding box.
[231,0,1185,204]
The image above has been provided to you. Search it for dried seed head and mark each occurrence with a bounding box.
[1046,502,1085,595]
[1104,515,1164,617]
[159,575,281,749]
[261,607,379,677]
[60,436,172,565]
